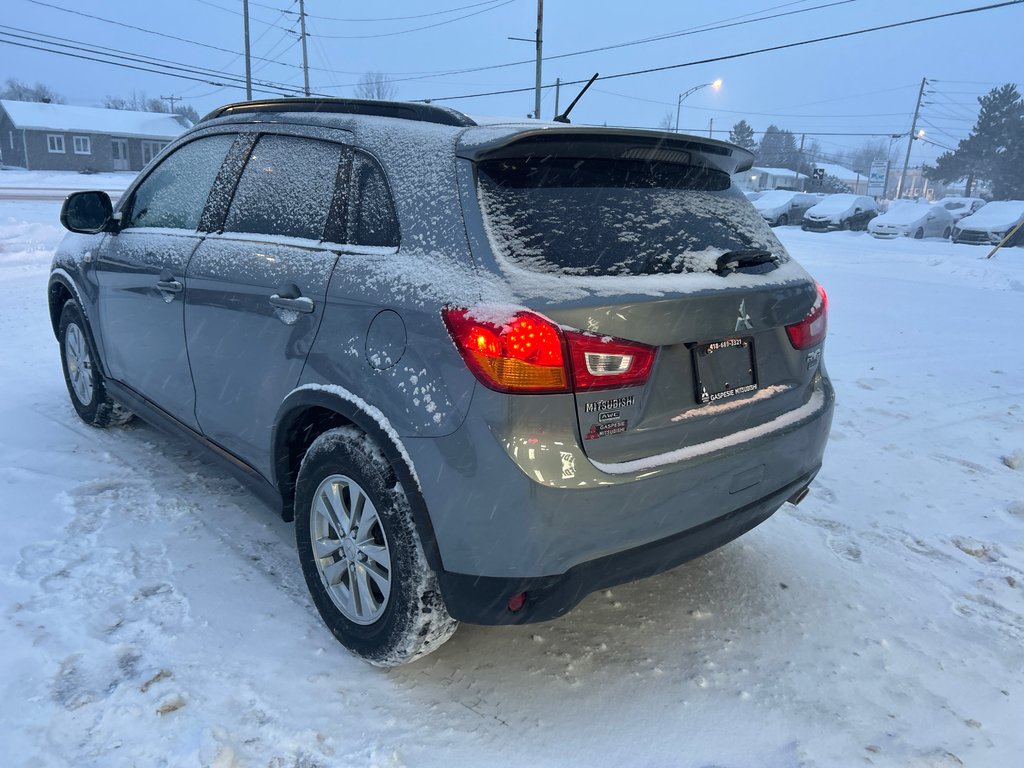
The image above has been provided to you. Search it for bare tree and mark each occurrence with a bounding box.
[656,111,675,131]
[355,72,397,101]
[1,78,64,103]
[103,91,150,111]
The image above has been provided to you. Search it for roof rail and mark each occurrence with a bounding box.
[200,98,477,127]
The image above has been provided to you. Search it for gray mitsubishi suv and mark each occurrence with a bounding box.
[49,99,834,666]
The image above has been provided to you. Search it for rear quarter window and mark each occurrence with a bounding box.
[477,157,784,277]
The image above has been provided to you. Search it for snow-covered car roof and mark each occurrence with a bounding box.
[958,201,1024,229]
[807,194,871,214]
[753,190,806,210]
[873,203,951,226]
[935,196,985,209]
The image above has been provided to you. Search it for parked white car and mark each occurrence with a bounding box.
[802,194,879,232]
[952,201,1024,246]
[753,190,821,226]
[868,203,954,239]
[743,189,766,202]
[934,196,986,222]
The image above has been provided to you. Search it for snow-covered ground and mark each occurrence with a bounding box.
[1,200,1022,768]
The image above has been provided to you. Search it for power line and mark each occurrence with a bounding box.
[0,32,323,97]
[301,0,509,23]
[309,0,515,39]
[422,1,1024,103]
[594,87,911,118]
[0,26,303,94]
[23,0,334,74]
[308,0,860,90]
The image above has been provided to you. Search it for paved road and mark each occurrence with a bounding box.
[0,187,124,202]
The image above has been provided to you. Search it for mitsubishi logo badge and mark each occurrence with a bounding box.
[735,299,753,332]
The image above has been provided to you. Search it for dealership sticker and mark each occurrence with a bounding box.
[585,420,628,440]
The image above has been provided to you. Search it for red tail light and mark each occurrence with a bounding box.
[786,283,828,350]
[442,307,656,394]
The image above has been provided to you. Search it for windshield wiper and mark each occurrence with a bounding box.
[714,249,777,276]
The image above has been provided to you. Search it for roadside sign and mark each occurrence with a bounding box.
[811,168,825,186]
[868,160,889,197]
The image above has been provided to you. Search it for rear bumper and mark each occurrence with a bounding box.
[438,468,817,625]
[404,372,834,584]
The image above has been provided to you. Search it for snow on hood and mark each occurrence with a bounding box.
[958,201,1024,229]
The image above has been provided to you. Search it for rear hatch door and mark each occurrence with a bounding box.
[467,130,823,465]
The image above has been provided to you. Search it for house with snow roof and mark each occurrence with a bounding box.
[0,100,189,173]
[734,166,808,191]
[808,162,869,194]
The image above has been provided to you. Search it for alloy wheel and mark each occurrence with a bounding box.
[64,322,94,405]
[309,473,392,625]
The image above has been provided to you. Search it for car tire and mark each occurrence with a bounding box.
[58,300,134,428]
[294,426,458,666]
[840,219,851,231]
[777,214,789,227]
[943,227,952,239]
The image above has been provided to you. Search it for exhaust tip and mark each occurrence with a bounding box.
[787,485,811,506]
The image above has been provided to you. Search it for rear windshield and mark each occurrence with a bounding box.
[477,157,784,277]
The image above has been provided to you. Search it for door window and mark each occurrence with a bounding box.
[125,134,234,230]
[223,134,344,240]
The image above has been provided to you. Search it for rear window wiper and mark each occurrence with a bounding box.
[714,249,778,276]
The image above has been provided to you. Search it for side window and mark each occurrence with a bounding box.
[223,134,343,240]
[350,152,399,247]
[126,135,234,230]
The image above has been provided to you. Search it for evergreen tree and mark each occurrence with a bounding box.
[756,125,799,169]
[729,120,757,151]
[925,84,1024,198]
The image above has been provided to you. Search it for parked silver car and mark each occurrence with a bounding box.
[934,196,986,222]
[802,194,879,231]
[753,190,822,226]
[49,98,834,665]
[951,200,1024,245]
[868,202,954,239]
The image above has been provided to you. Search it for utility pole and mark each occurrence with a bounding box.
[534,0,543,120]
[896,77,927,199]
[799,133,806,185]
[298,0,311,97]
[160,94,180,112]
[243,0,252,100]
[554,77,560,120]
[708,118,713,138]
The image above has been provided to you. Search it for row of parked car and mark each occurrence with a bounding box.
[744,190,1024,246]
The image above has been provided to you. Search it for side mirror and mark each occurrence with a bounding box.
[61,191,114,234]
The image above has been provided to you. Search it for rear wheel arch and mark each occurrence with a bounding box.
[272,388,444,573]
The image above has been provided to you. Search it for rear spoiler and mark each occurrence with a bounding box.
[455,127,754,175]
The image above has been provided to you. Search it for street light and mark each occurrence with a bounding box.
[674,79,722,133]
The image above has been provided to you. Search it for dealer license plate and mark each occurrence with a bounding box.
[693,337,757,404]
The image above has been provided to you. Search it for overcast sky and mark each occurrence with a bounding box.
[4,0,1022,166]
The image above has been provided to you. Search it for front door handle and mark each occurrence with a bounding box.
[269,294,314,313]
[156,279,183,293]
[156,268,182,302]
